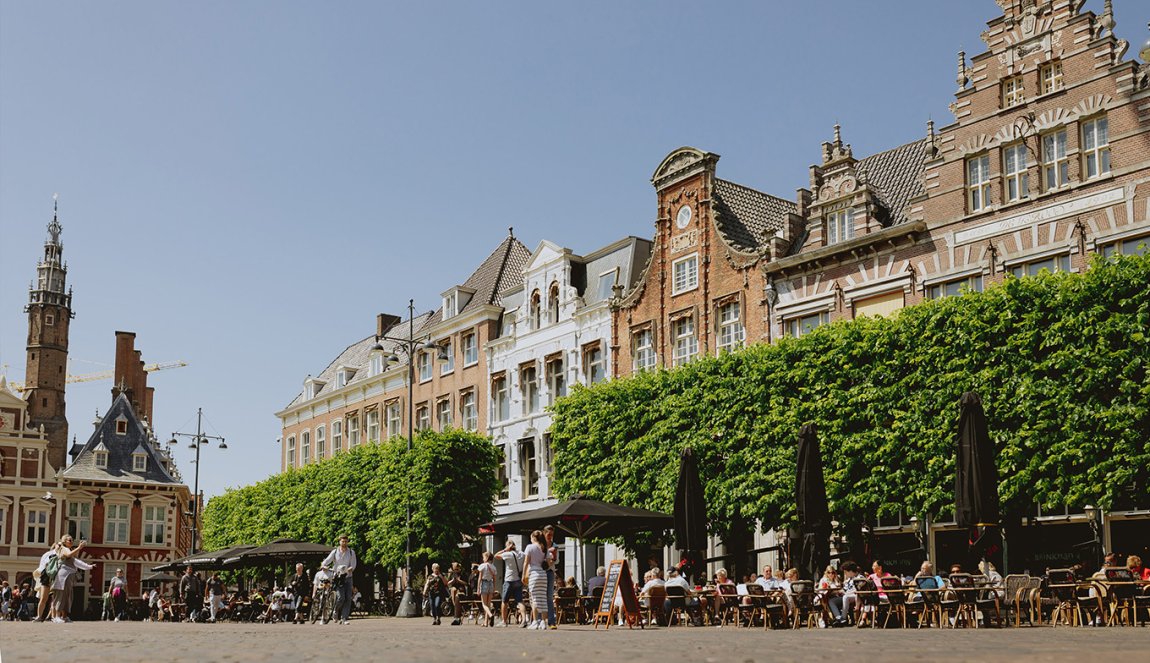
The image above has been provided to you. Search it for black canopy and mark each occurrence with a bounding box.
[796,423,830,581]
[151,544,256,572]
[222,539,334,567]
[954,391,1001,567]
[481,494,673,540]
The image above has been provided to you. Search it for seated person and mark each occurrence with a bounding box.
[1128,555,1150,581]
[816,565,842,620]
[638,569,664,608]
[835,561,861,625]
[662,567,701,623]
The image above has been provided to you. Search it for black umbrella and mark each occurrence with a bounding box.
[480,494,673,588]
[221,539,334,567]
[796,423,830,581]
[673,447,707,584]
[954,391,1001,570]
[142,571,180,584]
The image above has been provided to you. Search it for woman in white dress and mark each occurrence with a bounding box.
[524,530,548,630]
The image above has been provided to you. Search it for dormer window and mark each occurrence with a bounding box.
[115,417,128,435]
[826,208,854,245]
[133,453,147,472]
[336,367,355,388]
[443,292,457,319]
[370,354,384,377]
[304,377,326,400]
[95,450,109,468]
[441,287,475,321]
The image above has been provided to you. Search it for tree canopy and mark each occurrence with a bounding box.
[202,429,501,568]
[550,254,1150,543]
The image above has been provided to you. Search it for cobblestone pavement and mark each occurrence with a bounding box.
[2,618,1148,663]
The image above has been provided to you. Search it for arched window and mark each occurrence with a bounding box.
[530,290,541,329]
[548,282,560,324]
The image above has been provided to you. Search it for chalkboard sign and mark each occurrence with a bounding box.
[593,559,642,629]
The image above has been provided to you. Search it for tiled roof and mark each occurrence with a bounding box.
[856,138,926,226]
[284,312,435,409]
[426,234,531,325]
[62,393,179,484]
[713,179,797,252]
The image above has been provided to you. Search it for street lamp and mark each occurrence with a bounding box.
[1084,504,1102,566]
[170,408,226,555]
[370,298,447,618]
[764,280,778,343]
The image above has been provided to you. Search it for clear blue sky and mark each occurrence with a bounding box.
[2,1,1144,499]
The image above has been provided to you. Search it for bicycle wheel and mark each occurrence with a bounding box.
[310,592,324,624]
[321,591,333,624]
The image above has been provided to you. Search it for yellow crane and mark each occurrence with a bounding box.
[5,361,187,392]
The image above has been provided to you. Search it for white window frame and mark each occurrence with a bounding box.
[634,329,656,372]
[1042,130,1069,191]
[1009,253,1072,278]
[331,420,342,454]
[585,344,606,384]
[521,365,539,415]
[1002,75,1024,107]
[717,301,745,352]
[546,357,566,404]
[1003,142,1029,202]
[826,208,854,245]
[315,424,326,460]
[25,508,49,545]
[95,450,109,468]
[440,339,454,375]
[548,282,560,324]
[437,399,453,430]
[347,416,359,448]
[366,410,380,444]
[67,501,91,541]
[370,354,384,377]
[519,438,539,498]
[671,254,699,295]
[460,392,477,432]
[671,317,697,367]
[462,333,478,366]
[785,311,828,338]
[287,436,296,466]
[418,352,432,382]
[926,274,984,300]
[1040,61,1063,94]
[386,403,402,439]
[416,404,430,432]
[1082,116,1110,180]
[492,375,509,422]
[301,430,311,464]
[132,453,147,472]
[0,507,6,545]
[105,503,131,544]
[967,154,992,213]
[142,505,166,545]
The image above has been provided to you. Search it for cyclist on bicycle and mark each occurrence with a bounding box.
[321,535,357,625]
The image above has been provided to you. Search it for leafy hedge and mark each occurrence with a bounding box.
[550,254,1150,542]
[202,429,501,568]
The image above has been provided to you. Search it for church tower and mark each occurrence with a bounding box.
[24,196,73,469]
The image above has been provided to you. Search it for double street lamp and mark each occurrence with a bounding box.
[371,298,448,617]
[170,408,226,555]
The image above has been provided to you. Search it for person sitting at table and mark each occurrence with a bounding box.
[662,567,701,624]
[564,576,578,591]
[638,569,664,609]
[1128,555,1149,581]
[757,566,777,590]
[714,568,735,588]
[815,565,842,625]
[836,561,861,625]
[868,560,893,602]
[586,566,606,595]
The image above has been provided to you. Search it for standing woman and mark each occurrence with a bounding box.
[477,551,497,627]
[51,534,91,623]
[543,525,558,629]
[524,529,548,630]
[33,541,60,622]
[423,563,447,625]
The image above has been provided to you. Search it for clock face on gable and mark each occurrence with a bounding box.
[675,205,692,230]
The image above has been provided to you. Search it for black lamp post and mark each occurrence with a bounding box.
[1084,504,1103,568]
[371,298,447,617]
[170,408,226,555]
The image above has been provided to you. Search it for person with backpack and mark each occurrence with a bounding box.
[51,534,92,623]
[109,568,128,621]
[32,542,59,622]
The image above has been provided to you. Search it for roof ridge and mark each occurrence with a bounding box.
[715,178,795,207]
[857,137,927,164]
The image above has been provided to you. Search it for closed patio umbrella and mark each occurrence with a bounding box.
[796,423,830,581]
[954,391,1001,570]
[673,446,708,584]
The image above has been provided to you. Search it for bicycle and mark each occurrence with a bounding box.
[311,569,347,624]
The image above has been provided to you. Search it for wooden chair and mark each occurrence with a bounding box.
[662,585,692,626]
[1101,567,1137,627]
[745,583,786,629]
[853,579,880,628]
[1044,569,1080,627]
[913,576,945,629]
[880,576,908,628]
[790,580,820,629]
[715,584,741,626]
[1134,584,1150,626]
[642,585,667,627]
[1001,574,1030,627]
[555,586,580,625]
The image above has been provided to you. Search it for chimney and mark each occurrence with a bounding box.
[113,331,137,403]
[377,313,402,340]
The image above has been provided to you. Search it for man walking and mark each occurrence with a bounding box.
[321,535,357,625]
[180,566,203,622]
[205,572,226,622]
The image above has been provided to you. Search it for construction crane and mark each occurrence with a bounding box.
[5,361,187,392]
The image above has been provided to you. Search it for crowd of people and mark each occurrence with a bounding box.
[0,534,92,623]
